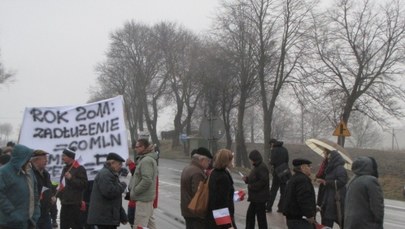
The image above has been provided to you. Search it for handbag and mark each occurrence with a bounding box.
[188,176,210,217]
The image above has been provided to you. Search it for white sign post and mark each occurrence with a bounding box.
[19,95,128,181]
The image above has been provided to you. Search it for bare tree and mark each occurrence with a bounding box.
[214,0,260,167]
[0,51,14,86]
[92,21,165,145]
[346,113,382,148]
[0,123,12,141]
[310,0,405,146]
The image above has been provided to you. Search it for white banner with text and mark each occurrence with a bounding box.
[19,95,129,181]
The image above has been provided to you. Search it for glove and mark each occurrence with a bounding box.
[120,181,127,190]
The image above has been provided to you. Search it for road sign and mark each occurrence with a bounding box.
[199,117,225,140]
[333,121,351,137]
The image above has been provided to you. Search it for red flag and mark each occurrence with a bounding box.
[213,208,232,225]
[233,190,246,202]
[72,156,83,168]
[40,186,49,200]
[58,177,65,191]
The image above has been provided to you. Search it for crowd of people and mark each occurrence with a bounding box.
[0,137,385,229]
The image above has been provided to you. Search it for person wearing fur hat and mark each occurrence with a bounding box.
[242,150,270,229]
[344,156,384,229]
[87,152,128,228]
[180,147,213,229]
[0,144,40,229]
[283,158,317,229]
[58,147,88,229]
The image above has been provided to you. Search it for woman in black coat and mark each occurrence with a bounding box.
[243,150,270,229]
[206,149,236,229]
[316,150,348,228]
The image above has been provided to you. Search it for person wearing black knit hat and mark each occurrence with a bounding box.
[58,146,88,229]
[243,150,270,229]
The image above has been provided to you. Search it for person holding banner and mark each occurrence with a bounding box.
[206,149,236,229]
[57,147,88,229]
[31,150,55,229]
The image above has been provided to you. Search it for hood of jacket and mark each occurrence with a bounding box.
[9,144,34,171]
[138,150,158,161]
[325,150,345,173]
[351,156,378,177]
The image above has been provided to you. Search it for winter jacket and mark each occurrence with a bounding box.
[87,164,127,226]
[269,141,289,168]
[0,144,40,229]
[245,155,270,203]
[344,156,384,229]
[59,161,88,205]
[32,165,53,218]
[180,158,207,218]
[320,151,348,222]
[283,170,316,220]
[130,151,158,202]
[206,168,236,229]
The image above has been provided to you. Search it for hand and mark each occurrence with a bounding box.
[120,181,127,189]
[65,172,72,180]
[126,158,134,165]
[242,176,247,182]
[306,216,315,224]
[316,178,326,185]
[51,196,57,204]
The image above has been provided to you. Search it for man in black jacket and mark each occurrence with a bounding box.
[283,158,316,229]
[266,138,290,213]
[242,150,270,229]
[58,147,88,229]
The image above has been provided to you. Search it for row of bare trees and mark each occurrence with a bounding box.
[90,0,405,167]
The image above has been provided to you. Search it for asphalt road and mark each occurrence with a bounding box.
[55,158,405,229]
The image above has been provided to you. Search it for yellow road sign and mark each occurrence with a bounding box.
[333,121,351,137]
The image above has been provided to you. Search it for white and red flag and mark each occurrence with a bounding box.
[213,207,232,225]
[40,186,49,200]
[58,177,66,192]
[72,155,83,168]
[233,189,246,202]
[137,226,149,229]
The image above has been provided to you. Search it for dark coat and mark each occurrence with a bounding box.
[282,170,316,219]
[32,166,53,216]
[320,151,348,222]
[245,158,270,203]
[269,141,289,168]
[0,145,40,229]
[344,156,384,229]
[87,165,127,226]
[180,158,207,218]
[59,162,88,205]
[206,168,236,229]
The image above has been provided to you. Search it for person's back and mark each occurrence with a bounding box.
[344,156,384,229]
[180,147,212,229]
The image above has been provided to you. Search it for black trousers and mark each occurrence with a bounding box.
[286,219,315,229]
[246,202,268,229]
[60,204,82,229]
[184,217,206,229]
[267,172,287,211]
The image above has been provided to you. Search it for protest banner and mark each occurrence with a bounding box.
[19,95,128,180]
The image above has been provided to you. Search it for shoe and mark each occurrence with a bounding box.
[52,221,58,228]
